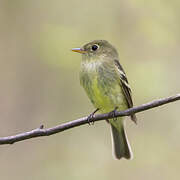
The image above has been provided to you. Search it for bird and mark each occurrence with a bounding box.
[72,40,137,160]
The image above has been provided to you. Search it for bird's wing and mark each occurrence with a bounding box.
[114,59,137,123]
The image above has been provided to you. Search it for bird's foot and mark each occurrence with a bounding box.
[106,119,110,123]
[108,107,118,121]
[87,108,99,125]
[131,114,138,124]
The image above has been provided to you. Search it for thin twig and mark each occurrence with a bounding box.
[0,94,180,145]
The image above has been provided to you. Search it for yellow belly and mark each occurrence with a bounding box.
[90,77,127,113]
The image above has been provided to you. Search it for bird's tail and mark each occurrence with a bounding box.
[110,119,133,160]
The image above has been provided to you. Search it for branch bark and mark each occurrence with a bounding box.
[0,93,180,145]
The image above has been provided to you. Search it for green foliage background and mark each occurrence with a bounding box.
[0,0,180,179]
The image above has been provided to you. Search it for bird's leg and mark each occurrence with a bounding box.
[87,108,99,125]
[108,107,118,121]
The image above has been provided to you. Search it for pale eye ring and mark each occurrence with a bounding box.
[91,44,99,51]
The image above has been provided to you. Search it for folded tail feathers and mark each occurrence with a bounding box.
[110,120,133,160]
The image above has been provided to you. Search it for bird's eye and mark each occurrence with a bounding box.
[91,44,99,51]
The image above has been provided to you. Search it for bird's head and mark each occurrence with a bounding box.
[72,40,119,61]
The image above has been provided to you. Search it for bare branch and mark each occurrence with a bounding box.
[0,94,180,145]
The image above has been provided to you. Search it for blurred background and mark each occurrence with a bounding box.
[0,0,180,179]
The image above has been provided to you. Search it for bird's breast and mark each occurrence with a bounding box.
[80,61,126,112]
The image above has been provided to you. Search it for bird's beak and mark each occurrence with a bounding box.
[72,48,87,54]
